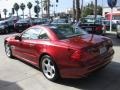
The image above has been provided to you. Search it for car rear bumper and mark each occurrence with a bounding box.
[60,49,114,78]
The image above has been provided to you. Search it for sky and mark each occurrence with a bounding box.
[0,0,119,18]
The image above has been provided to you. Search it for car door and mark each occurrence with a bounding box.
[17,28,41,64]
[12,27,50,65]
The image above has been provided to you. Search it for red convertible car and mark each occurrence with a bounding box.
[4,25,114,81]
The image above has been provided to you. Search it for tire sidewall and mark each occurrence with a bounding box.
[5,43,12,58]
[40,55,59,82]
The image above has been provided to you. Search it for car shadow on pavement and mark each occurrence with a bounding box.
[57,61,120,90]
[0,80,23,90]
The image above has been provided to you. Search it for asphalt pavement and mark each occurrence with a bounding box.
[0,32,120,90]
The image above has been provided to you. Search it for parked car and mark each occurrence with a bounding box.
[102,20,117,31]
[4,24,114,81]
[14,19,31,33]
[117,23,120,38]
[41,18,49,24]
[7,16,21,23]
[50,18,69,25]
[32,18,43,25]
[0,20,9,34]
[79,17,106,35]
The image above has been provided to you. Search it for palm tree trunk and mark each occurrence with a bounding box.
[47,0,50,18]
[73,0,75,22]
[5,15,6,19]
[29,9,31,18]
[94,0,97,19]
[17,11,19,19]
[81,0,83,18]
[76,0,80,22]
[23,11,24,19]
[29,9,32,25]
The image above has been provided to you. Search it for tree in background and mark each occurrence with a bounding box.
[82,1,103,17]
[82,1,94,17]
[43,0,50,18]
[20,3,26,19]
[34,5,40,18]
[13,3,19,19]
[3,9,7,19]
[97,6,102,15]
[27,2,33,18]
[43,0,48,15]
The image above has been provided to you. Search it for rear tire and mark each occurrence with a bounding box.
[40,55,60,82]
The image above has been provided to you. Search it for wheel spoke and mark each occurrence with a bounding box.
[42,57,56,79]
[5,44,11,57]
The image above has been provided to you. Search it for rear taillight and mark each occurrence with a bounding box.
[96,26,102,31]
[71,50,82,62]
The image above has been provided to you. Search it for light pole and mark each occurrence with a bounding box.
[110,8,113,32]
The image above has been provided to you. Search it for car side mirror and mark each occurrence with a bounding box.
[15,35,21,41]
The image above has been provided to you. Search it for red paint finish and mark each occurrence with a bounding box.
[5,25,114,78]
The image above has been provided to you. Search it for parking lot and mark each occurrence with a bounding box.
[0,32,120,90]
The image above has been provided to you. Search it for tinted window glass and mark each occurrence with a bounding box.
[21,28,49,40]
[21,28,41,40]
[51,25,88,39]
[38,30,49,39]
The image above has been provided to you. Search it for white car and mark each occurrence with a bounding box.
[117,24,120,38]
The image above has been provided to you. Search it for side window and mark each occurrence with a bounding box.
[38,30,49,40]
[21,28,49,40]
[21,30,31,39]
[21,28,41,40]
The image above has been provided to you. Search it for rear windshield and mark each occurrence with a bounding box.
[81,18,102,24]
[51,25,88,39]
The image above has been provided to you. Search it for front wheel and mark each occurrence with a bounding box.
[5,43,13,58]
[41,55,60,82]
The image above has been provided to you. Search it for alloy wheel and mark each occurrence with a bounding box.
[42,58,56,79]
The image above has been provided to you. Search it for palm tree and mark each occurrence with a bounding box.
[34,5,40,18]
[73,0,75,22]
[13,3,19,19]
[43,0,50,18]
[3,9,7,19]
[43,0,47,13]
[27,2,33,18]
[20,3,26,19]
[76,0,80,22]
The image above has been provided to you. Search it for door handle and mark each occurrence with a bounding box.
[29,44,34,47]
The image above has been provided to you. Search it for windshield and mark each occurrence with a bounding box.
[52,19,67,24]
[51,25,88,39]
[81,18,102,24]
[33,19,41,22]
[17,19,29,23]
